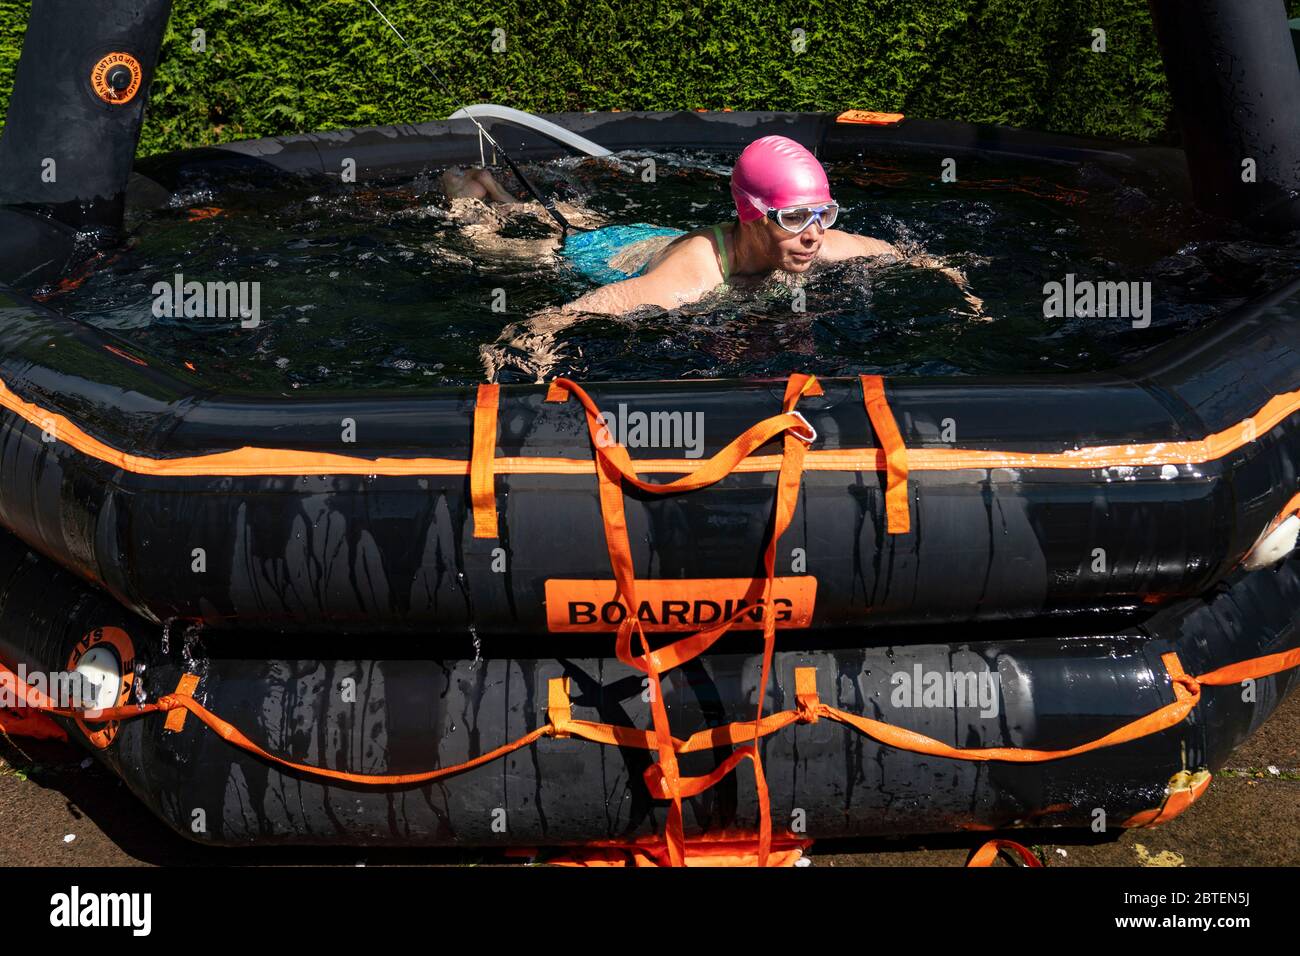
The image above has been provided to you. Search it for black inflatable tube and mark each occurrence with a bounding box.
[0,524,1296,846]
[131,109,1184,191]
[1149,0,1300,230]
[1,271,1298,634]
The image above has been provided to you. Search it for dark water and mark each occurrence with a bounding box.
[25,148,1300,391]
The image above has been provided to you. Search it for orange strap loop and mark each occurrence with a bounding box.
[163,673,201,733]
[795,666,822,722]
[545,376,821,677]
[967,839,1043,867]
[545,377,818,496]
[471,383,501,539]
[860,374,909,534]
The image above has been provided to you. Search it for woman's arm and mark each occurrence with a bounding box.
[561,238,721,316]
[561,274,681,316]
[479,274,686,382]
[820,230,901,261]
[823,230,983,315]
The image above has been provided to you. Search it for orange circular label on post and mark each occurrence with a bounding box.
[90,52,142,105]
[66,626,136,749]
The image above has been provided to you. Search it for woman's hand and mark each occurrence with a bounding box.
[903,253,986,317]
[440,167,517,202]
[937,265,984,315]
[479,307,579,383]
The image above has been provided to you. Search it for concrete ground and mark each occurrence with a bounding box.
[2,688,1296,867]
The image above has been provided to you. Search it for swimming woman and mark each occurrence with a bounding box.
[559,135,918,315]
[454,136,982,378]
[445,137,978,301]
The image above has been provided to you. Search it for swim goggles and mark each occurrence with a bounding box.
[736,185,840,234]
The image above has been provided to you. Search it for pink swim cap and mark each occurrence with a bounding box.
[730,135,832,222]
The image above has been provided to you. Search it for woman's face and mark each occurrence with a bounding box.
[752,217,824,273]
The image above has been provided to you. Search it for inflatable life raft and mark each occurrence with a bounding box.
[1,275,1300,855]
[2,0,1300,861]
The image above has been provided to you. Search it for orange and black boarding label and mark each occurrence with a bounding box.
[545,577,817,632]
[90,52,142,105]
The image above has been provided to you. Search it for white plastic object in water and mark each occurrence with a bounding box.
[1242,514,1300,571]
[447,105,613,158]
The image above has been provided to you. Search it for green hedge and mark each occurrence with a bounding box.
[1,0,1299,155]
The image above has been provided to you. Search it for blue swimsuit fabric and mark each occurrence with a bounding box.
[560,223,686,284]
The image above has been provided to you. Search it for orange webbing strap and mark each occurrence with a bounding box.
[164,673,200,733]
[0,655,552,786]
[546,374,821,867]
[545,378,816,496]
[471,383,501,539]
[538,648,1287,769]
[546,375,822,675]
[800,652,1202,763]
[0,707,67,741]
[742,375,821,863]
[860,374,909,534]
[157,690,551,786]
[541,664,1199,768]
[654,655,1200,764]
[547,676,572,737]
[967,839,1043,867]
[0,661,68,740]
[1195,646,1300,685]
[123,647,1282,790]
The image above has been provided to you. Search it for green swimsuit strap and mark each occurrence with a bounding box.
[711,223,731,283]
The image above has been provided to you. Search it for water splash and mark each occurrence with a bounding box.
[181,622,209,678]
[468,624,482,667]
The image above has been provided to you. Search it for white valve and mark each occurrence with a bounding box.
[1243,514,1300,571]
[72,645,121,712]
